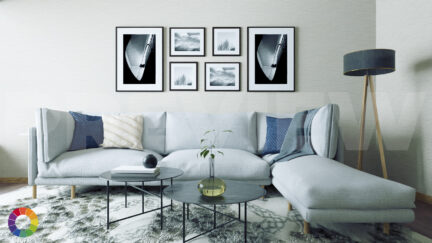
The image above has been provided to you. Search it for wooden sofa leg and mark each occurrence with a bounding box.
[303,220,310,234]
[32,185,37,199]
[288,202,292,211]
[383,223,390,235]
[71,185,76,199]
[260,185,265,199]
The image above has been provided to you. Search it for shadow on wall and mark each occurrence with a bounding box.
[0,146,24,178]
[354,133,383,178]
[368,131,422,191]
[344,130,420,191]
[413,57,432,73]
[341,133,382,177]
[412,56,432,92]
[384,132,424,192]
[409,56,432,192]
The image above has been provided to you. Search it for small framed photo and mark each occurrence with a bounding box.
[116,27,164,92]
[170,27,205,56]
[205,62,241,91]
[213,27,241,56]
[247,27,295,92]
[169,62,198,91]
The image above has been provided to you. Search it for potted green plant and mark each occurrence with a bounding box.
[197,129,232,197]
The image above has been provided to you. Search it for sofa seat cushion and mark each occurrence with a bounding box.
[262,153,279,163]
[160,149,270,181]
[38,148,163,178]
[272,155,415,210]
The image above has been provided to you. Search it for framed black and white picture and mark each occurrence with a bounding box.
[205,62,240,91]
[247,27,295,92]
[170,27,205,56]
[116,27,164,92]
[169,62,198,91]
[213,27,241,56]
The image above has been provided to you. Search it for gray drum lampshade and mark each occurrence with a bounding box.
[344,49,395,76]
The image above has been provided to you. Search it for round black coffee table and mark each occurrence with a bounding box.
[163,180,266,243]
[100,167,183,230]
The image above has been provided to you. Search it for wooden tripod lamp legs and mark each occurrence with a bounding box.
[357,75,369,170]
[369,77,388,179]
[356,75,390,235]
[357,75,388,179]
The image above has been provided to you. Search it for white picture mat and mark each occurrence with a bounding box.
[214,28,240,55]
[116,27,163,91]
[205,63,240,91]
[170,63,197,90]
[170,28,205,56]
[248,27,294,91]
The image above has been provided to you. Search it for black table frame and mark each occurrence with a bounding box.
[105,177,174,230]
[181,202,248,243]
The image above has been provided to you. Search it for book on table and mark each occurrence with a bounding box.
[111,166,160,177]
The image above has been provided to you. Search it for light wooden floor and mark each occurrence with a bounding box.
[1,183,431,238]
[0,183,28,195]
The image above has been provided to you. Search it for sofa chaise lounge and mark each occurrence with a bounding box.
[28,105,415,234]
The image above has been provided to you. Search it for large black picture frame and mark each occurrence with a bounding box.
[116,26,164,92]
[247,26,295,92]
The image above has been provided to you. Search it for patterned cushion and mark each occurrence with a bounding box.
[261,116,292,155]
[101,115,144,150]
[69,112,104,151]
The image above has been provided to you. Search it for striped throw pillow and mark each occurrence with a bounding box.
[101,115,144,150]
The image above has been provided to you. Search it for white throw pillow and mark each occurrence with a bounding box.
[311,104,339,159]
[102,115,144,150]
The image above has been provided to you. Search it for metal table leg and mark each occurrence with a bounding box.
[142,181,144,213]
[213,204,216,229]
[124,182,127,208]
[170,178,173,210]
[238,203,241,220]
[160,179,163,230]
[183,202,186,242]
[106,180,110,230]
[244,202,247,243]
[187,204,190,220]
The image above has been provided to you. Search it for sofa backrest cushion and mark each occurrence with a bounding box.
[101,114,144,150]
[36,108,75,163]
[165,112,257,153]
[67,111,167,154]
[68,111,104,151]
[36,109,167,162]
[257,112,294,155]
[311,104,340,159]
[141,112,166,154]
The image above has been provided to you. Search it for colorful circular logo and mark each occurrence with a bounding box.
[8,207,38,237]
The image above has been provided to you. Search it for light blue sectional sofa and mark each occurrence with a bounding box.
[28,105,416,234]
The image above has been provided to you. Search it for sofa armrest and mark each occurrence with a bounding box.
[28,127,38,185]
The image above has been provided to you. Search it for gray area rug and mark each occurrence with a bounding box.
[0,185,429,242]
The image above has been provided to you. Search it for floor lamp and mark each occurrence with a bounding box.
[343,49,395,179]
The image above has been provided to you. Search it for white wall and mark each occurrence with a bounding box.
[376,0,432,195]
[0,0,376,177]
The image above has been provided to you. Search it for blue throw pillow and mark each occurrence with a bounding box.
[69,112,104,151]
[262,116,292,155]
